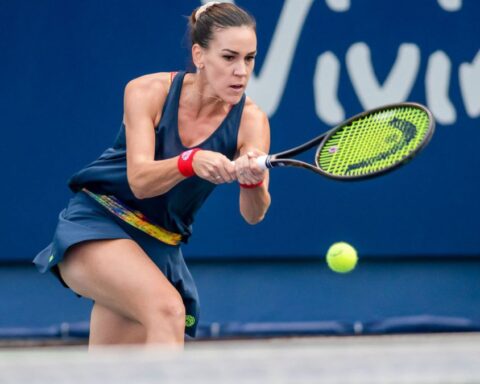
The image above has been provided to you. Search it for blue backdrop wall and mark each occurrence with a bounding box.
[1,0,479,263]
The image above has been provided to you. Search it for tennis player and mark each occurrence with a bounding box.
[33,2,270,347]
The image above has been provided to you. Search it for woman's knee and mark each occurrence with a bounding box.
[143,291,186,331]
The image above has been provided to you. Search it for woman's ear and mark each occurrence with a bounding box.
[192,44,205,70]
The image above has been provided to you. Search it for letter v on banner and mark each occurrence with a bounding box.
[243,0,315,117]
[346,43,420,111]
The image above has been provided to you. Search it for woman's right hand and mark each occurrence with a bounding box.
[192,150,237,184]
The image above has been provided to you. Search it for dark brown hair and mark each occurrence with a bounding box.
[189,3,256,48]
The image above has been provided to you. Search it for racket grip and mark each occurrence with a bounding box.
[255,155,269,170]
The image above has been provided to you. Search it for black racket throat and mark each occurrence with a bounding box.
[266,156,324,175]
[273,131,331,159]
[264,127,332,172]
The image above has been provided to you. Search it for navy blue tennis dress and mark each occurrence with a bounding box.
[33,71,246,337]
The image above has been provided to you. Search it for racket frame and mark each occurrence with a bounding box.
[262,102,435,180]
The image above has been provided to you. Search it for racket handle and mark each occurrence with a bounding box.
[256,155,269,170]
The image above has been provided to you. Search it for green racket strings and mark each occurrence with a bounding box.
[317,106,431,177]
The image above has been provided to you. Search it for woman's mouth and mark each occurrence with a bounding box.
[230,84,244,91]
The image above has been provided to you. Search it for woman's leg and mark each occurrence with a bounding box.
[58,238,185,347]
[89,301,146,347]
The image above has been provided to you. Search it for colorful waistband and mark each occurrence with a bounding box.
[82,188,182,246]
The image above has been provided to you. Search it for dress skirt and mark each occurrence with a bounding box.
[33,191,199,337]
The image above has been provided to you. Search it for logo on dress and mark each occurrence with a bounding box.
[185,315,196,327]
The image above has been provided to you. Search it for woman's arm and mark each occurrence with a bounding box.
[124,74,186,199]
[236,102,271,224]
[124,74,237,199]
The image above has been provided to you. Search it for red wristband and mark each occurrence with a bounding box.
[239,180,264,189]
[178,148,201,177]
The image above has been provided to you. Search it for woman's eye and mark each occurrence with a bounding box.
[223,55,234,61]
[246,56,255,62]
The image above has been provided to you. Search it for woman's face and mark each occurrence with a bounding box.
[198,26,257,104]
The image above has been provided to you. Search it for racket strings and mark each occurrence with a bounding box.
[317,107,431,177]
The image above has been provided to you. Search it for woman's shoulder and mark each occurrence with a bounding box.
[123,72,176,114]
[123,73,177,124]
[241,96,268,125]
[124,72,174,97]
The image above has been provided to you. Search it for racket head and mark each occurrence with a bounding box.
[315,102,435,180]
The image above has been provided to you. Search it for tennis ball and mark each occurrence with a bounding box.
[326,242,358,273]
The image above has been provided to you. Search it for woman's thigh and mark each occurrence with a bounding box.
[57,238,184,323]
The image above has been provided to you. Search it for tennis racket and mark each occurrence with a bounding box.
[257,102,435,180]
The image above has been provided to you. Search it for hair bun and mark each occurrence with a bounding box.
[195,1,221,21]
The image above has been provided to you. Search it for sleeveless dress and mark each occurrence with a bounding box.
[33,71,246,337]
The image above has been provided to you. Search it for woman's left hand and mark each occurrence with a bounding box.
[235,149,266,186]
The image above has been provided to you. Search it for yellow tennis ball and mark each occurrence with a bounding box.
[326,242,358,273]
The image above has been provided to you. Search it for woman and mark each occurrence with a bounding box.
[34,2,270,348]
